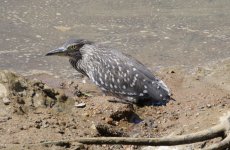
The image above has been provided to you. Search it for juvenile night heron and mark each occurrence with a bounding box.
[46,39,171,104]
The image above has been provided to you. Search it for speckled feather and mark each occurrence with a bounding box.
[70,42,170,104]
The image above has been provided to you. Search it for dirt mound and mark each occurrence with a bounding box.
[0,70,71,115]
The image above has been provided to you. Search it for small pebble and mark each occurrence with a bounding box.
[90,124,96,130]
[171,70,175,73]
[206,104,212,108]
[82,113,89,117]
[67,81,74,86]
[36,35,41,38]
[75,102,86,108]
[2,97,11,105]
[106,118,114,125]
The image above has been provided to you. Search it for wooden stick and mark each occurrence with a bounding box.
[42,123,225,146]
[204,131,230,150]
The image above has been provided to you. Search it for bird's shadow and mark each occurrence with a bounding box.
[108,97,176,124]
[137,97,176,107]
[129,112,143,124]
[130,98,176,124]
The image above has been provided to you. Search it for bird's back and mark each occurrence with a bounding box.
[73,43,170,103]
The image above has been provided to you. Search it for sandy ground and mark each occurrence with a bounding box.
[0,58,229,150]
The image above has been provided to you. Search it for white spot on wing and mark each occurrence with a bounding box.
[118,72,123,77]
[99,72,102,77]
[123,85,126,89]
[99,78,104,84]
[121,91,126,94]
[101,87,106,91]
[130,77,137,87]
[128,93,136,96]
[143,90,148,93]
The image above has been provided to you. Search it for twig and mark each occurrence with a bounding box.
[42,123,225,146]
[41,112,230,149]
[4,112,228,149]
[204,134,230,150]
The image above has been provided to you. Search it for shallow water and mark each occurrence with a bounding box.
[0,0,230,78]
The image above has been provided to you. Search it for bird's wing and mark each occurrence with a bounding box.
[85,45,170,101]
[110,49,170,101]
[122,52,158,80]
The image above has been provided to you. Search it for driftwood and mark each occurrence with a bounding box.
[42,112,230,150]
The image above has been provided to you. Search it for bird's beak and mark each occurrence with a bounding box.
[45,47,66,56]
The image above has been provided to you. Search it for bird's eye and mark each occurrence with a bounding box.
[69,45,77,50]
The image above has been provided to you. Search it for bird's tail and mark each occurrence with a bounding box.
[158,80,171,96]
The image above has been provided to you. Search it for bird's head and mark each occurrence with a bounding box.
[46,39,93,58]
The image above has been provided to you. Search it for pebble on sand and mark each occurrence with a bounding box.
[75,102,86,108]
[2,97,11,105]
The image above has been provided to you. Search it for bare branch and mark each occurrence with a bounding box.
[204,134,230,150]
[42,123,225,146]
[41,112,230,149]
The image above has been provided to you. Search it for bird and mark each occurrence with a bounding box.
[46,39,171,105]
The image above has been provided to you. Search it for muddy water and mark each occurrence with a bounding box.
[0,0,230,78]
